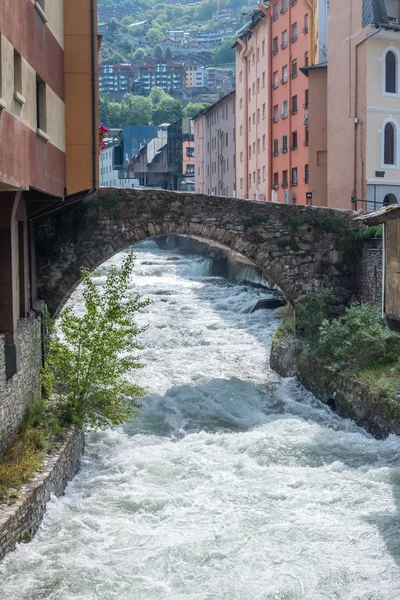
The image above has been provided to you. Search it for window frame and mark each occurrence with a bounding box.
[381,118,399,169]
[382,45,400,97]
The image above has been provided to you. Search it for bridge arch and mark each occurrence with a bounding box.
[34,189,359,315]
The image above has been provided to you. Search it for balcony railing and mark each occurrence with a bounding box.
[281,112,288,119]
[273,150,279,156]
[290,108,298,115]
[290,0,297,5]
[272,13,278,21]
[280,41,288,50]
[290,144,298,150]
[303,102,309,108]
[280,6,287,14]
[282,181,288,188]
[291,180,298,186]
[272,48,279,56]
[282,147,288,153]
[303,177,309,183]
[303,140,309,146]
[290,35,298,43]
[272,116,279,123]
[281,77,288,84]
[272,81,279,89]
[290,72,298,79]
[303,25,309,33]
[272,183,279,190]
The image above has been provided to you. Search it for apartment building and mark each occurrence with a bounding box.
[0,0,99,376]
[306,0,400,210]
[194,91,236,197]
[186,66,208,89]
[99,63,135,98]
[138,61,186,95]
[269,0,310,205]
[100,143,137,187]
[235,10,270,200]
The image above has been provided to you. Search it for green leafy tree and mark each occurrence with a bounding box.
[164,46,173,60]
[151,96,183,125]
[184,102,211,118]
[133,47,146,61]
[44,251,150,429]
[123,94,153,125]
[149,86,167,104]
[212,38,236,65]
[153,44,163,59]
[146,27,165,46]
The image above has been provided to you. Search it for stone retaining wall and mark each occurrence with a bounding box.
[271,336,400,438]
[0,316,42,449]
[357,244,383,304]
[0,427,84,561]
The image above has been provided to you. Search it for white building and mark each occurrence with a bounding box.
[100,142,138,188]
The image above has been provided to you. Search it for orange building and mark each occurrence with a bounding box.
[0,0,99,377]
[235,1,311,204]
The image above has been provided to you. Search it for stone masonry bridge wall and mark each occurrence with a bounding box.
[34,189,361,315]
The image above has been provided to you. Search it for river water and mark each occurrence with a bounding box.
[2,242,400,599]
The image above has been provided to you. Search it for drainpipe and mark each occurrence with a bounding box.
[353,25,382,203]
[90,0,98,191]
[237,38,249,198]
[302,0,314,66]
[257,3,271,199]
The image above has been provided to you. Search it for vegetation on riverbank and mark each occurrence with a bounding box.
[0,397,68,504]
[275,292,400,402]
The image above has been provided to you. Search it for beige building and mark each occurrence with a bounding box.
[234,10,270,200]
[193,91,236,197]
[308,0,400,210]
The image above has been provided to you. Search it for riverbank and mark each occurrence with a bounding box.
[271,320,400,439]
[0,426,84,561]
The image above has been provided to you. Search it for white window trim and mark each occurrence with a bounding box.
[380,116,400,169]
[381,44,400,97]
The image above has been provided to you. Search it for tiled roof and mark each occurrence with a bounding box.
[362,0,388,27]
[357,203,400,225]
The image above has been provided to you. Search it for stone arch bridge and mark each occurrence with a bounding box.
[34,189,361,315]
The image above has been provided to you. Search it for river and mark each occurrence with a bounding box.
[1,242,400,599]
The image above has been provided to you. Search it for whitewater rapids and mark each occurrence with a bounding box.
[1,241,400,599]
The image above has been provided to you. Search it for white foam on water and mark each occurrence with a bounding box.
[1,244,400,599]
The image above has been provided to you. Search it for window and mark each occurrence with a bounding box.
[257,47,260,62]
[304,88,309,108]
[291,23,297,42]
[249,145,252,159]
[273,2,278,20]
[240,178,243,189]
[252,82,255,95]
[273,104,279,122]
[304,51,309,67]
[252,54,255,65]
[248,87,251,101]
[291,95,298,114]
[304,13,309,33]
[273,71,279,88]
[253,171,256,183]
[262,135,266,150]
[262,71,266,87]
[14,50,22,95]
[281,30,288,49]
[263,103,266,118]
[273,172,279,187]
[262,41,265,55]
[291,167,298,185]
[273,37,279,55]
[273,138,279,156]
[282,135,288,153]
[304,128,309,146]
[252,112,255,124]
[282,65,288,84]
[263,166,266,181]
[304,163,309,183]
[240,151,244,162]
[257,108,260,122]
[253,142,255,154]
[281,0,288,13]
[240,124,243,136]
[249,174,252,188]
[249,116,251,130]
[385,50,397,94]
[291,131,298,149]
[291,59,298,78]
[239,70,243,82]
[257,77,260,92]
[226,132,228,146]
[257,138,260,153]
[257,169,261,183]
[282,100,288,118]
[36,76,47,133]
[282,170,288,186]
[239,97,243,109]
[384,121,396,165]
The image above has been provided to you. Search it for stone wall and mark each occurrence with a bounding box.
[357,243,383,304]
[0,427,84,561]
[270,336,400,439]
[0,316,42,448]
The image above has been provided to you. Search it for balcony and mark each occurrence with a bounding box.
[272,13,278,21]
[272,116,279,123]
[281,112,288,119]
[281,77,288,85]
[272,81,279,89]
[290,108,298,115]
[290,35,298,43]
[272,48,279,56]
[303,25,309,33]
[280,7,287,14]
[280,41,288,50]
[281,147,288,153]
[282,181,288,188]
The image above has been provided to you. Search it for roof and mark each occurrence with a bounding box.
[362,0,389,27]
[192,90,236,120]
[233,9,265,48]
[357,203,400,225]
[300,62,327,77]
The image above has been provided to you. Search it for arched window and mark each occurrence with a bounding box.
[386,51,397,93]
[383,193,398,206]
[384,122,395,165]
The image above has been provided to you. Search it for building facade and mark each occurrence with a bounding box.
[0,0,99,377]
[138,61,186,95]
[99,63,135,98]
[194,91,236,198]
[100,143,137,187]
[186,66,208,89]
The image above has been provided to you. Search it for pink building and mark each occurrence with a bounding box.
[235,2,310,204]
